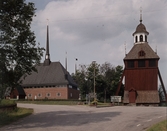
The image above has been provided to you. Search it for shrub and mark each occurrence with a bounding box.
[0,99,16,107]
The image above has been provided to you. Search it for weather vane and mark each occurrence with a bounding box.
[140,7,142,23]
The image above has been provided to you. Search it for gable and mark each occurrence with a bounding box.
[124,43,159,60]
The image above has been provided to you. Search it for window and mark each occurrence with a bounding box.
[149,60,156,67]
[138,60,145,67]
[28,94,32,97]
[46,93,51,97]
[135,36,138,43]
[57,93,61,97]
[138,50,145,57]
[69,85,72,88]
[70,93,73,97]
[127,61,134,68]
[38,93,42,97]
[140,35,143,42]
[145,35,147,42]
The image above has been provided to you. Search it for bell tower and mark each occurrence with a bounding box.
[115,10,167,105]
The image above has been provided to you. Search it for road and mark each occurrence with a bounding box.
[1,103,167,131]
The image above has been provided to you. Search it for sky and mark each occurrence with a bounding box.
[26,0,167,88]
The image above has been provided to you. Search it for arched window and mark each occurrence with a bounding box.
[135,36,138,43]
[145,35,147,42]
[140,35,143,42]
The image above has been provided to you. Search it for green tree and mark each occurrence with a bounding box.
[72,62,123,102]
[99,62,115,102]
[72,64,90,99]
[0,0,44,98]
[110,65,123,95]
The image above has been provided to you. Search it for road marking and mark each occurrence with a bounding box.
[137,124,141,127]
[146,119,152,122]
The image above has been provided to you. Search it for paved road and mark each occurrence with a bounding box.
[1,103,167,131]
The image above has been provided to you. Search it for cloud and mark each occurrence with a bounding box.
[28,0,167,87]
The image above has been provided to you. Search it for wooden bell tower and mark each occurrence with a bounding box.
[116,11,167,105]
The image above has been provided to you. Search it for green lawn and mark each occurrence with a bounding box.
[146,120,167,131]
[0,107,33,127]
[17,100,80,105]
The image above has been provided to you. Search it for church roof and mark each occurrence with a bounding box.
[124,43,159,60]
[20,62,77,87]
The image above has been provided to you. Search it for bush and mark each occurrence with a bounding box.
[0,99,16,107]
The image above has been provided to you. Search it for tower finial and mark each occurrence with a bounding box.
[155,45,157,54]
[65,52,67,71]
[140,7,142,23]
[47,19,49,26]
[124,41,127,56]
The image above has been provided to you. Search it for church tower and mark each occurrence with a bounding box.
[116,11,166,105]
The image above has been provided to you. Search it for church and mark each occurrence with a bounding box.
[18,25,79,100]
[116,12,167,105]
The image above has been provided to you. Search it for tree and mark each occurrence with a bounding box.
[72,62,123,102]
[99,62,115,102]
[0,0,44,98]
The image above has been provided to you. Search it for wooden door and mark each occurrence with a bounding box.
[129,91,136,103]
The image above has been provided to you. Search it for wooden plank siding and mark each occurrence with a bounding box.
[124,68,158,91]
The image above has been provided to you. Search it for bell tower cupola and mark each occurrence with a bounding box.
[133,8,149,44]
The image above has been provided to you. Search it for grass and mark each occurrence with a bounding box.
[17,100,113,106]
[146,120,167,131]
[17,100,79,105]
[0,107,33,127]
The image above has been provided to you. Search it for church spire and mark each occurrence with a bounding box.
[44,20,51,66]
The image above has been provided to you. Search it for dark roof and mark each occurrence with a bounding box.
[16,86,26,95]
[133,22,149,36]
[20,62,77,87]
[124,43,159,60]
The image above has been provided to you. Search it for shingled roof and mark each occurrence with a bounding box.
[20,62,77,87]
[124,43,159,60]
[133,23,149,36]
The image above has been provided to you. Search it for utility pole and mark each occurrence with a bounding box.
[93,61,96,101]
